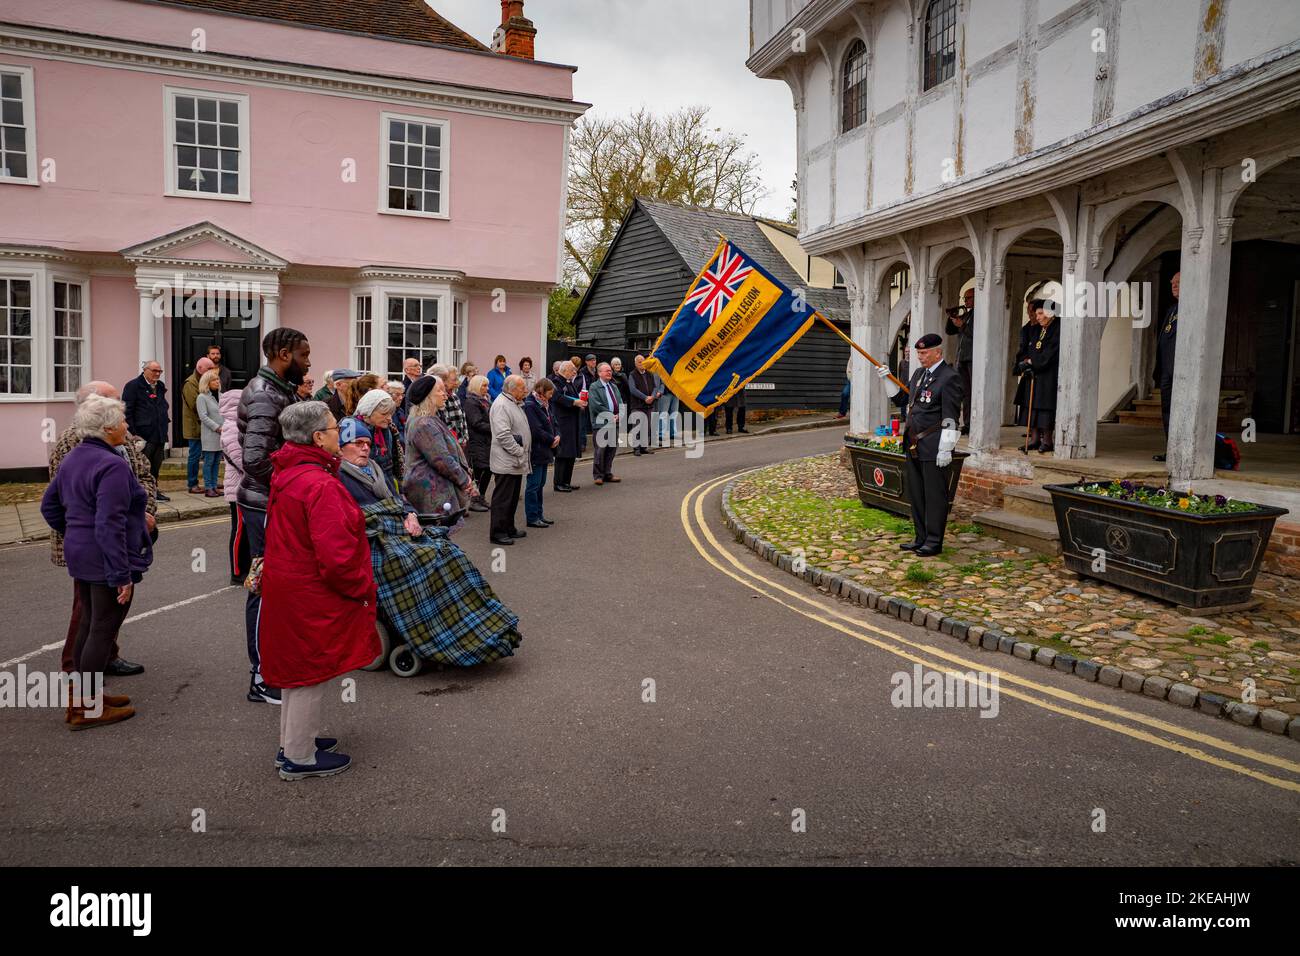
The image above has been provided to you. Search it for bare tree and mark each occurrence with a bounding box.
[564,106,768,282]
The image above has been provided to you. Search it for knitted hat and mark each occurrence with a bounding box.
[354,388,393,420]
[339,417,373,447]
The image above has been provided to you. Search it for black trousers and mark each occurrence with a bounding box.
[242,506,267,679]
[904,453,951,549]
[553,456,575,488]
[725,403,746,432]
[490,472,523,538]
[228,503,250,583]
[1159,376,1173,434]
[141,441,165,480]
[72,580,134,676]
[473,466,492,498]
[593,444,616,480]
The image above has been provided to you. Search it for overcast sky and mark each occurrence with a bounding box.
[430,0,797,219]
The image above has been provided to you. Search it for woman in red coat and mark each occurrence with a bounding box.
[260,402,378,781]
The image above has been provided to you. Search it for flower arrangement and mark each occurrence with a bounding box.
[1077,480,1259,515]
[864,434,904,453]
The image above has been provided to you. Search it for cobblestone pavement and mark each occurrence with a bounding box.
[729,454,1300,714]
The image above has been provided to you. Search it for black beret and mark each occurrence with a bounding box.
[914,333,943,349]
[406,375,438,408]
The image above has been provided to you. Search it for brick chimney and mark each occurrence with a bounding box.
[493,0,536,60]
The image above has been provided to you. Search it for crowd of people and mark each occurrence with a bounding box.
[38,330,700,780]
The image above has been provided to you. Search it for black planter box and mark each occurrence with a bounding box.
[845,440,967,518]
[1044,482,1288,608]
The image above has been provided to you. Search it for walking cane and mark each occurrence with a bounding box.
[1023,375,1035,454]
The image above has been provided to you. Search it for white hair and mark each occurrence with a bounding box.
[279,401,333,444]
[73,394,125,440]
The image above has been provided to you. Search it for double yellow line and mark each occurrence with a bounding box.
[681,469,1300,794]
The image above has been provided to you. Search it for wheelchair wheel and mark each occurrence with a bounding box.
[389,644,423,678]
[362,621,391,672]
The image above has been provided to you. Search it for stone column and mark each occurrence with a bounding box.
[852,282,892,435]
[1168,170,1232,484]
[262,292,280,335]
[968,268,1008,453]
[1052,250,1106,459]
[137,284,157,369]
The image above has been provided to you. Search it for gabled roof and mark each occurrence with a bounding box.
[635,198,850,323]
[142,0,488,52]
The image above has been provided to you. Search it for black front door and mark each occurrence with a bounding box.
[170,292,262,445]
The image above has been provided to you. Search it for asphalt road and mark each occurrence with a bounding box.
[1,428,1298,866]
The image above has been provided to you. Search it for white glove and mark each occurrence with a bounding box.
[936,427,960,468]
[875,363,899,397]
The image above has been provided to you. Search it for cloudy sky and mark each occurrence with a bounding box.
[429,0,797,219]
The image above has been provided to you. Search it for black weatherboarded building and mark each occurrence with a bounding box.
[572,198,852,410]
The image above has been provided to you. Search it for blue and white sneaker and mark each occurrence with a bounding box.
[278,749,351,781]
[274,738,339,769]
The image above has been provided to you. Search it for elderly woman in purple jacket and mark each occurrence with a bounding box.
[40,394,153,730]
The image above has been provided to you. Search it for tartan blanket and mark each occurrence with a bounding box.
[361,500,521,666]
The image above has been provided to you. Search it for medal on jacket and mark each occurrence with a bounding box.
[1164,316,1176,333]
[1036,327,1046,350]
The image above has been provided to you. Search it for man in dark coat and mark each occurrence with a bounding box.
[523,380,559,528]
[549,361,585,491]
[876,333,963,557]
[627,355,661,455]
[1152,271,1180,461]
[122,359,170,498]
[207,344,234,391]
[1015,300,1061,453]
[236,327,310,705]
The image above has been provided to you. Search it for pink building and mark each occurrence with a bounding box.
[0,0,585,475]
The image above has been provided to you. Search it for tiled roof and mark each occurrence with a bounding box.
[637,198,851,323]
[146,0,489,51]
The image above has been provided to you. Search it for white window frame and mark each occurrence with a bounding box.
[349,292,374,372]
[50,273,90,398]
[351,280,454,377]
[164,86,251,203]
[0,260,91,402]
[452,297,468,369]
[0,64,38,187]
[378,111,450,221]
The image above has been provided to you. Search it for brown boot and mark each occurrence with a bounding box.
[68,694,135,731]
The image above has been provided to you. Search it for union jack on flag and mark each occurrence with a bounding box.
[683,243,753,323]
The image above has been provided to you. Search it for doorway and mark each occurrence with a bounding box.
[170,291,262,445]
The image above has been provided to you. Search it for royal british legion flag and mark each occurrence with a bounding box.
[644,238,818,414]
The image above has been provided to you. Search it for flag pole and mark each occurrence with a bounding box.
[813,311,909,395]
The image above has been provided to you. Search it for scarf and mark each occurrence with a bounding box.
[340,460,392,501]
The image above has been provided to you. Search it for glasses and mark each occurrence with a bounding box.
[316,425,340,434]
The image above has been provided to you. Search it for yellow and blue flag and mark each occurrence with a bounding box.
[644,238,817,415]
